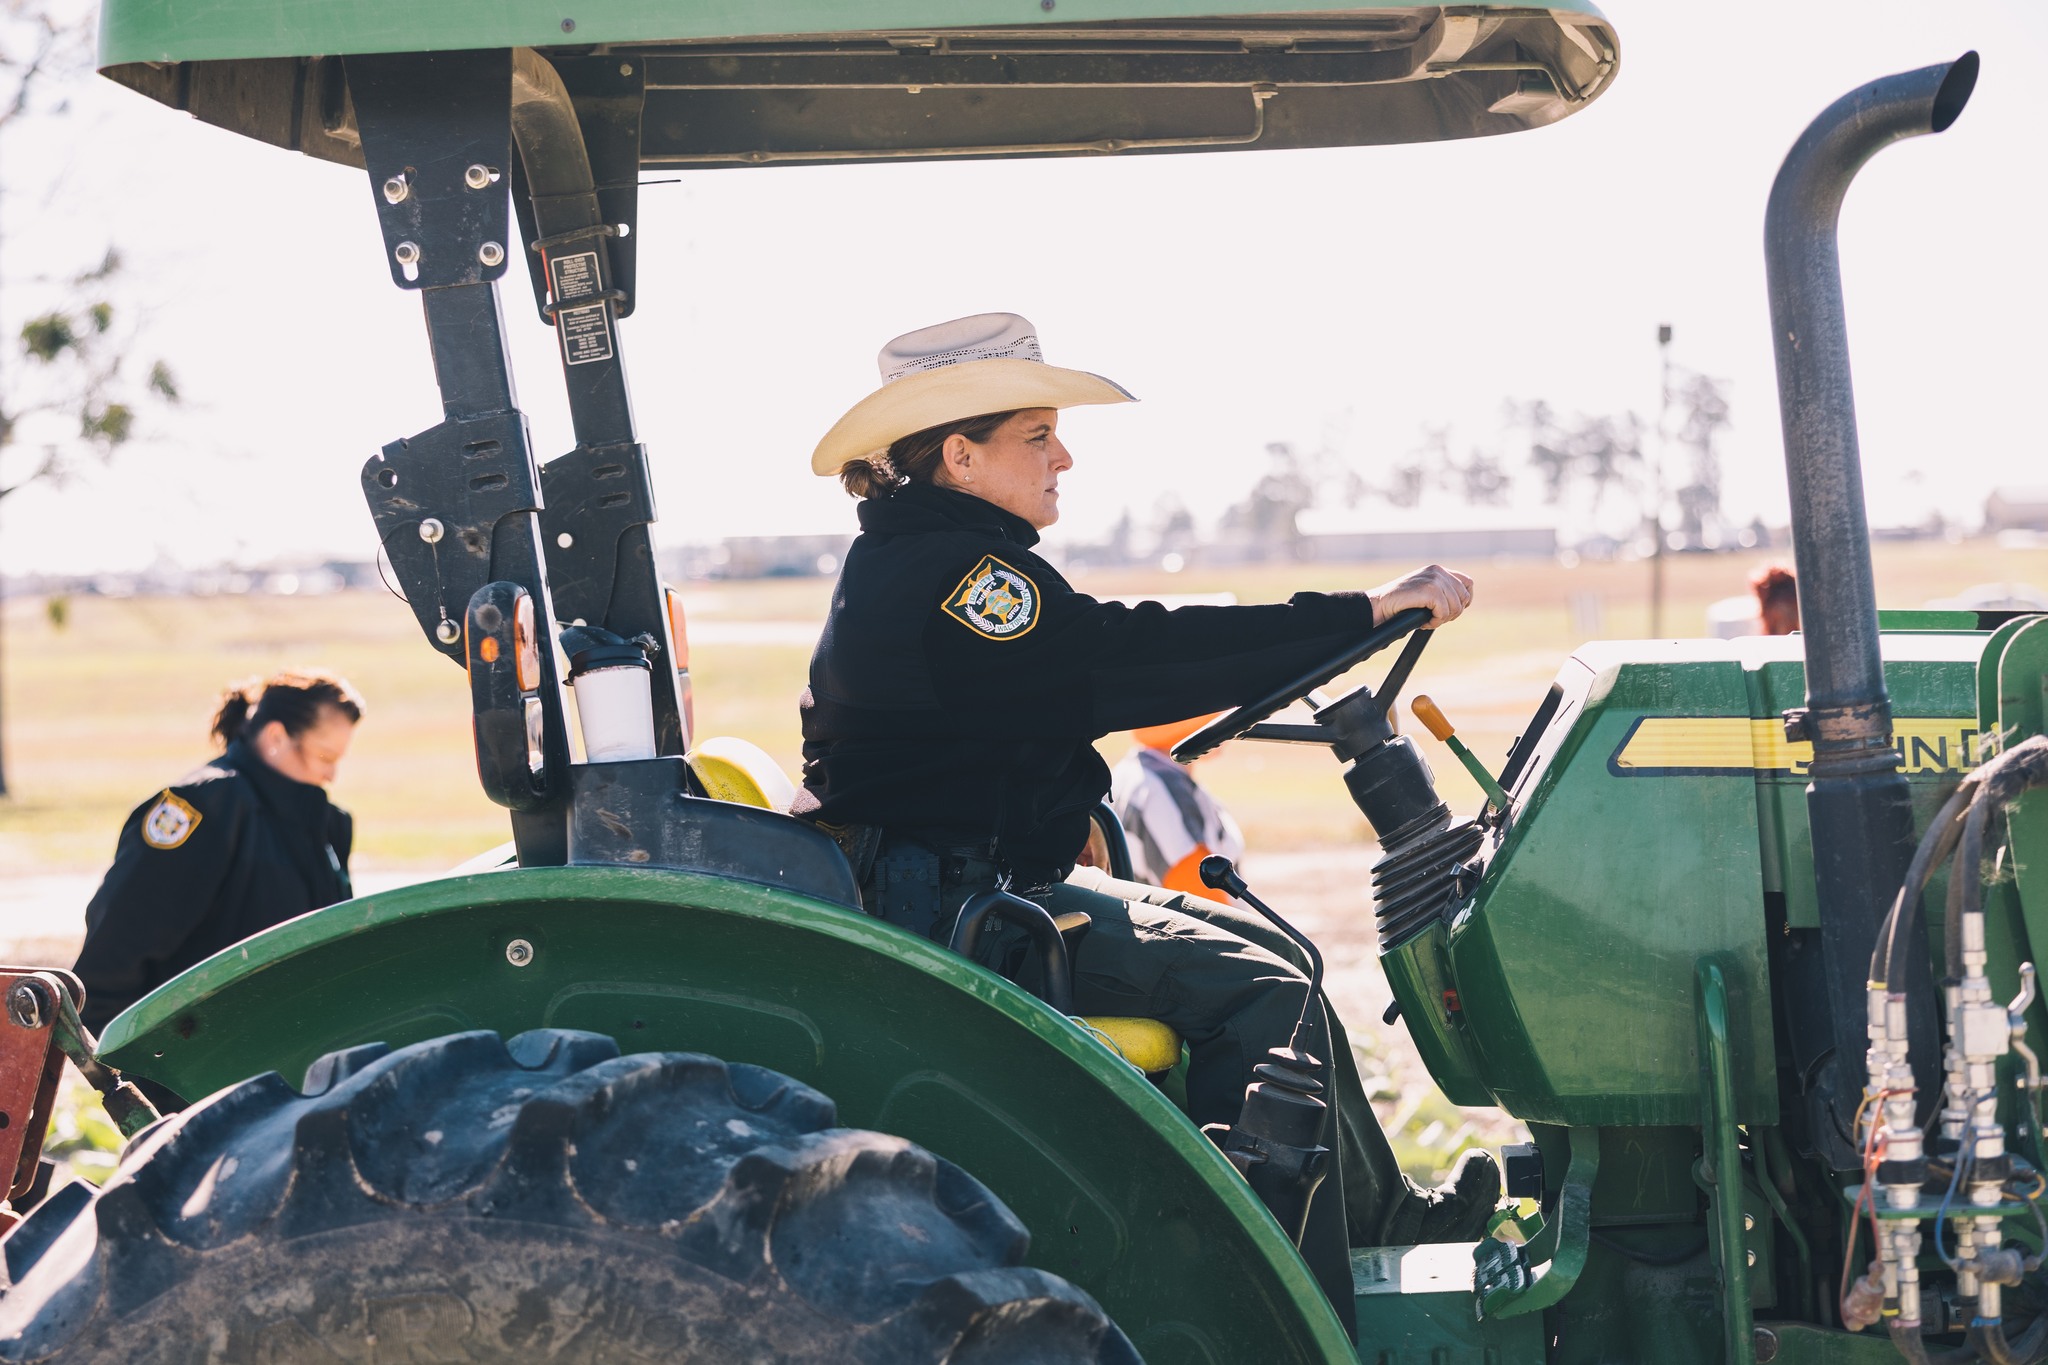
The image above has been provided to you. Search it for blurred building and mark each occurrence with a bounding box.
[1290,506,1557,563]
[662,535,854,581]
[1985,487,2048,534]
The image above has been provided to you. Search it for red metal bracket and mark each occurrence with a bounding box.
[0,967,84,1225]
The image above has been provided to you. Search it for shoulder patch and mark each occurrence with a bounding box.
[141,790,201,850]
[941,554,1040,640]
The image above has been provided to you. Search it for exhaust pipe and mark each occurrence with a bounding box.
[1766,51,1977,737]
[1762,53,1977,1169]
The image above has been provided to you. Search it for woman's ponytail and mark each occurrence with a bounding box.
[837,456,901,499]
[210,679,262,748]
[836,410,1018,500]
[209,670,363,749]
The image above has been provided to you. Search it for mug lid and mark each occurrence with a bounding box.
[558,624,651,678]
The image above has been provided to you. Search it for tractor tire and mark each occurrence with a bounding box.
[0,1029,1141,1364]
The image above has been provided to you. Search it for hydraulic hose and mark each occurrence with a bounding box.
[1969,1315,2048,1365]
[1892,1318,1981,1364]
[1952,740,2048,968]
[1871,780,1974,988]
[1947,826,1976,988]
[1752,1132,1817,1321]
[1862,737,2048,1365]
[1869,737,2048,991]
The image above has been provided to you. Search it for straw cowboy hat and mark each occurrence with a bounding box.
[811,312,1135,475]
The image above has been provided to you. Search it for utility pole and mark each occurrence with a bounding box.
[1650,323,1673,638]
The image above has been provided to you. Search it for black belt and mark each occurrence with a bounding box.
[856,828,1061,935]
[881,828,1063,890]
[891,826,997,860]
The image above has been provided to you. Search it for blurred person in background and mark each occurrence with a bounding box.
[1111,713,1245,898]
[74,670,364,1045]
[1752,564,1800,635]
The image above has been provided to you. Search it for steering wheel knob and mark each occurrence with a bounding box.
[1410,695,1456,742]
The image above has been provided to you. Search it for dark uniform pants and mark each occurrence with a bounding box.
[862,837,1438,1251]
[1057,865,1417,1251]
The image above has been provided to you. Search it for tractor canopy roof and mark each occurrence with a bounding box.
[98,3,1617,169]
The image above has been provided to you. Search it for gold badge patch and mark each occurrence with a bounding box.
[141,791,201,850]
[942,555,1040,640]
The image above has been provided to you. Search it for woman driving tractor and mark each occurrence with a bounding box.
[793,313,1500,1304]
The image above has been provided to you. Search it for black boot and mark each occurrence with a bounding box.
[1317,1004,1501,1246]
[1381,1148,1503,1245]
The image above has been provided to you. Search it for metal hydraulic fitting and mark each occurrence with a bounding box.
[1870,989,1924,1205]
[2009,964,2042,1102]
[1841,1261,1885,1333]
[1958,996,2010,1071]
[1890,1223,1928,1333]
[1942,983,1970,1148]
[1975,1246,2027,1288]
[1954,1222,1978,1301]
[1952,915,2011,1192]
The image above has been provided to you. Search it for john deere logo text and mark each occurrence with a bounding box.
[1610,716,1979,778]
[942,555,1039,640]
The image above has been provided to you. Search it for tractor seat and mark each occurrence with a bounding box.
[1073,1014,1184,1075]
[683,739,1187,1077]
[687,736,799,811]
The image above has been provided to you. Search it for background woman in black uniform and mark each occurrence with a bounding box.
[796,313,1497,1313]
[74,670,363,1039]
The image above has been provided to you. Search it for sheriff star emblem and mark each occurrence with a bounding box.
[142,790,201,850]
[942,555,1040,640]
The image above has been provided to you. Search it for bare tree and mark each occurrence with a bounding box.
[1411,424,1514,507]
[1670,370,1733,545]
[1347,423,1516,513]
[1371,433,1429,510]
[1218,443,1316,559]
[1447,448,1513,506]
[0,1,179,794]
[1512,399,1646,518]
[1149,495,1197,561]
[1217,442,1364,561]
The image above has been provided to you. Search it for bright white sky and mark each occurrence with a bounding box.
[1,1,2044,575]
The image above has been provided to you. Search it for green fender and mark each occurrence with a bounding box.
[98,866,1354,1365]
[97,0,1613,70]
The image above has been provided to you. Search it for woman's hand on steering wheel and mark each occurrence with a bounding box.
[1170,566,1475,764]
[1367,564,1473,629]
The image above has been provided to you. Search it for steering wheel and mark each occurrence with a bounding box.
[1172,606,1435,763]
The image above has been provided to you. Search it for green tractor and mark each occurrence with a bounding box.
[0,5,2032,1363]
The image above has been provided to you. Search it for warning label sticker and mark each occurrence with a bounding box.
[548,251,614,366]
[557,303,614,365]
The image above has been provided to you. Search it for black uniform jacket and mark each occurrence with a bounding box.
[74,740,353,1031]
[798,480,1378,878]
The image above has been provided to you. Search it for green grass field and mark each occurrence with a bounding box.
[5,536,2042,1187]
[2,537,2042,875]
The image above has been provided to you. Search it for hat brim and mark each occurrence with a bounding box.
[811,358,1135,475]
